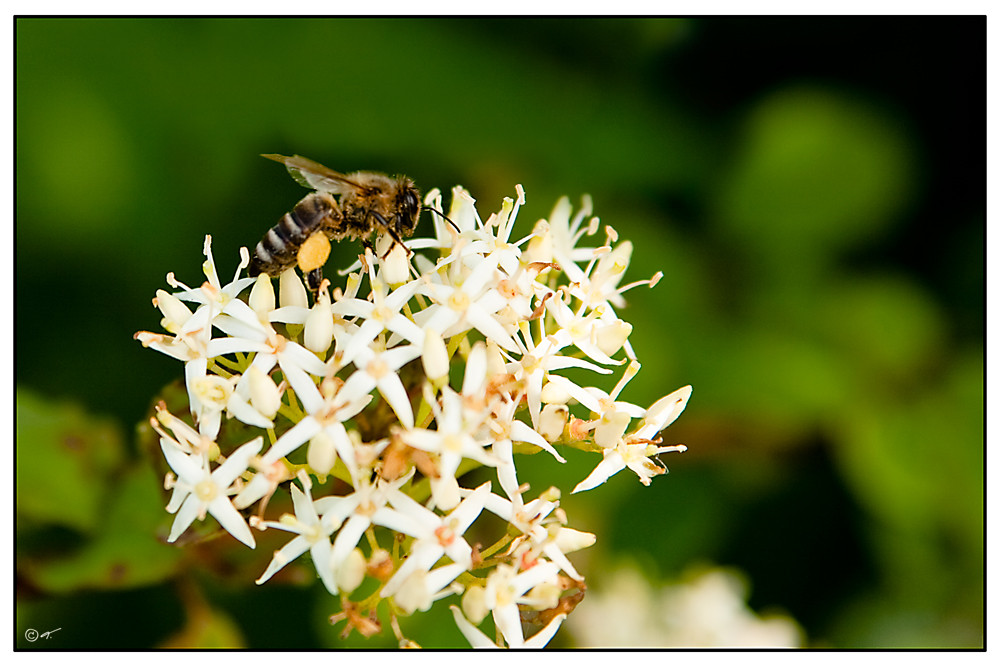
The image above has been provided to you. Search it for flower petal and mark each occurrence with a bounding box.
[572,450,626,494]
[207,495,255,547]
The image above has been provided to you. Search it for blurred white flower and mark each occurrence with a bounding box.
[568,564,804,648]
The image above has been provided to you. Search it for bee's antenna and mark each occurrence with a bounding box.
[423,206,461,233]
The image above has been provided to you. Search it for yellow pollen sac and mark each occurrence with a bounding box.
[194,479,218,502]
[297,232,332,273]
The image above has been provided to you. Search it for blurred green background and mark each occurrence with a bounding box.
[15,17,983,648]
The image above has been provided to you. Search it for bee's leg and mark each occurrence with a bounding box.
[371,211,414,258]
[384,226,414,258]
[305,267,324,293]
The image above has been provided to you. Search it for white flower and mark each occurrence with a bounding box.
[254,480,337,594]
[451,605,566,649]
[138,180,695,647]
[507,333,610,431]
[487,392,565,502]
[546,294,615,360]
[205,306,328,417]
[567,565,803,648]
[375,482,492,599]
[415,249,519,352]
[331,277,424,369]
[185,368,274,439]
[573,385,692,493]
[391,563,467,615]
[547,359,645,448]
[338,344,422,429]
[168,235,256,318]
[482,488,592,580]
[400,387,498,491]
[159,436,262,548]
[260,407,359,473]
[312,472,414,580]
[481,560,562,648]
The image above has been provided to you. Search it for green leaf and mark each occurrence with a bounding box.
[26,462,183,593]
[16,387,125,533]
[815,275,945,384]
[715,86,914,273]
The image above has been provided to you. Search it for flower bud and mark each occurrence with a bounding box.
[485,339,507,378]
[461,584,489,624]
[448,186,477,232]
[430,475,461,511]
[522,219,553,265]
[304,292,334,354]
[540,380,572,406]
[155,289,192,333]
[421,328,449,383]
[247,365,281,419]
[554,527,596,553]
[249,274,276,316]
[336,547,367,594]
[394,570,432,615]
[538,404,568,442]
[540,486,562,503]
[379,237,411,286]
[525,581,561,610]
[307,430,337,476]
[279,268,308,308]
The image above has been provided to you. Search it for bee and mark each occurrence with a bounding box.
[249,154,422,291]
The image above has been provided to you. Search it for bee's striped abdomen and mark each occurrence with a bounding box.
[249,193,341,277]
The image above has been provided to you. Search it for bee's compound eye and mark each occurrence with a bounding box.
[403,190,419,215]
[398,189,421,234]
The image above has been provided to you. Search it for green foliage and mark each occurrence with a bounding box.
[17,388,183,594]
[26,464,183,593]
[16,388,125,533]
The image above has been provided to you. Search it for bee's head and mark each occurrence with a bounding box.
[394,178,421,237]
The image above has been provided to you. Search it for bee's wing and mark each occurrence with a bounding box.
[262,154,365,195]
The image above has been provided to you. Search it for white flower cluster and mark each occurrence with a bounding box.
[135,183,692,648]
